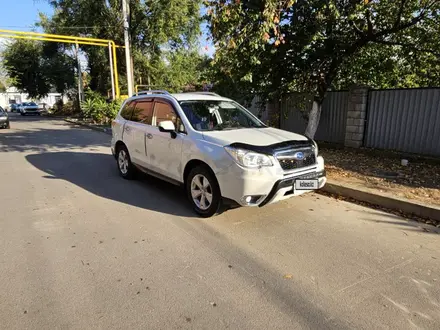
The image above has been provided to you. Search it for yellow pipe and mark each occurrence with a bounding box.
[0,28,113,44]
[0,32,121,99]
[111,41,120,98]
[0,34,109,47]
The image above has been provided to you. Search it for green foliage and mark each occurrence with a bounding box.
[81,90,122,124]
[0,81,6,92]
[52,99,79,116]
[2,40,75,98]
[207,0,440,103]
[41,0,205,95]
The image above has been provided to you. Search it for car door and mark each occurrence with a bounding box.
[146,99,186,181]
[123,98,155,168]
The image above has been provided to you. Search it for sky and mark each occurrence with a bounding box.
[0,0,214,57]
[0,0,52,31]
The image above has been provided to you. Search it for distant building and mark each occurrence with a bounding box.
[0,87,68,109]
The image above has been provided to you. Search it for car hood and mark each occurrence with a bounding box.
[202,127,308,147]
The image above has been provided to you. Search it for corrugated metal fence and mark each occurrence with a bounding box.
[280,91,348,144]
[365,88,440,157]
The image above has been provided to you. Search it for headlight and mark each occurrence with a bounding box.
[0,116,7,120]
[224,146,273,168]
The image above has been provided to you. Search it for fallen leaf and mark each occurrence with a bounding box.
[283,274,293,279]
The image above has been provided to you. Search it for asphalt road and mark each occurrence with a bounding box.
[1,113,440,330]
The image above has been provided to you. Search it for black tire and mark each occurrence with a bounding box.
[186,165,222,218]
[21,113,25,116]
[116,145,136,180]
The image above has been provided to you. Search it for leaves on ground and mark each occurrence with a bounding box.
[321,148,440,206]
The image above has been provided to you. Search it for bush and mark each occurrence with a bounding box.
[81,91,122,124]
[51,99,79,115]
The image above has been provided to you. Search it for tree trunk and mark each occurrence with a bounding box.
[304,100,322,139]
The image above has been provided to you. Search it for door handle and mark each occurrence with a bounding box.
[146,133,153,139]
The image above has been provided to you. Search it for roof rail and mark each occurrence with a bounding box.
[188,91,221,97]
[135,90,170,96]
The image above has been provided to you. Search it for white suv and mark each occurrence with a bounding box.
[111,91,326,217]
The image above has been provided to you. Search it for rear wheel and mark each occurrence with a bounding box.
[186,165,221,218]
[116,145,136,180]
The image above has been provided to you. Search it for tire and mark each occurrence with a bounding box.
[21,113,25,116]
[116,144,136,180]
[186,165,222,218]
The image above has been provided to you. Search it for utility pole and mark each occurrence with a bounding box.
[75,43,84,104]
[122,0,134,96]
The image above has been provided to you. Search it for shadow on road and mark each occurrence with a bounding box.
[26,150,351,329]
[0,126,109,153]
[359,210,440,234]
[26,151,195,218]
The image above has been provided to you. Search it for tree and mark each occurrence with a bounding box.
[206,0,440,138]
[0,81,6,92]
[2,40,76,98]
[41,0,204,95]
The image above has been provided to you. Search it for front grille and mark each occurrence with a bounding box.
[276,148,316,171]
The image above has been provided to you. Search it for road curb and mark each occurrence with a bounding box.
[320,182,440,222]
[64,119,111,135]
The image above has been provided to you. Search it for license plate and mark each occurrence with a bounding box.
[295,179,318,190]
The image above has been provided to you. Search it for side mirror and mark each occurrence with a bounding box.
[158,120,176,132]
[158,120,177,139]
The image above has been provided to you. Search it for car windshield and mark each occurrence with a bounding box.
[24,102,37,106]
[179,100,266,131]
[0,107,5,114]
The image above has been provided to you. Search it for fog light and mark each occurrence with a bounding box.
[241,195,265,206]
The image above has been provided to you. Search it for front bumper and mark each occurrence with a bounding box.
[258,171,326,207]
[216,155,326,207]
[21,109,40,114]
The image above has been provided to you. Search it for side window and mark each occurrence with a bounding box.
[131,99,154,124]
[153,101,178,128]
[120,101,135,120]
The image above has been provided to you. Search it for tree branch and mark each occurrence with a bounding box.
[349,20,364,36]
[373,40,440,56]
[365,9,373,36]
[394,0,407,28]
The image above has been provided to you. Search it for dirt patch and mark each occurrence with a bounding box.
[320,148,440,206]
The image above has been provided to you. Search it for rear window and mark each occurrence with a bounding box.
[120,101,135,120]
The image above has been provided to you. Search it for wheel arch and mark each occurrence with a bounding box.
[115,140,126,153]
[183,159,219,190]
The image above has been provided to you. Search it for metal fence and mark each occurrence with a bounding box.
[280,91,348,144]
[365,88,440,157]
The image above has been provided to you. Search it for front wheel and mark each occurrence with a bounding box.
[186,165,221,218]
